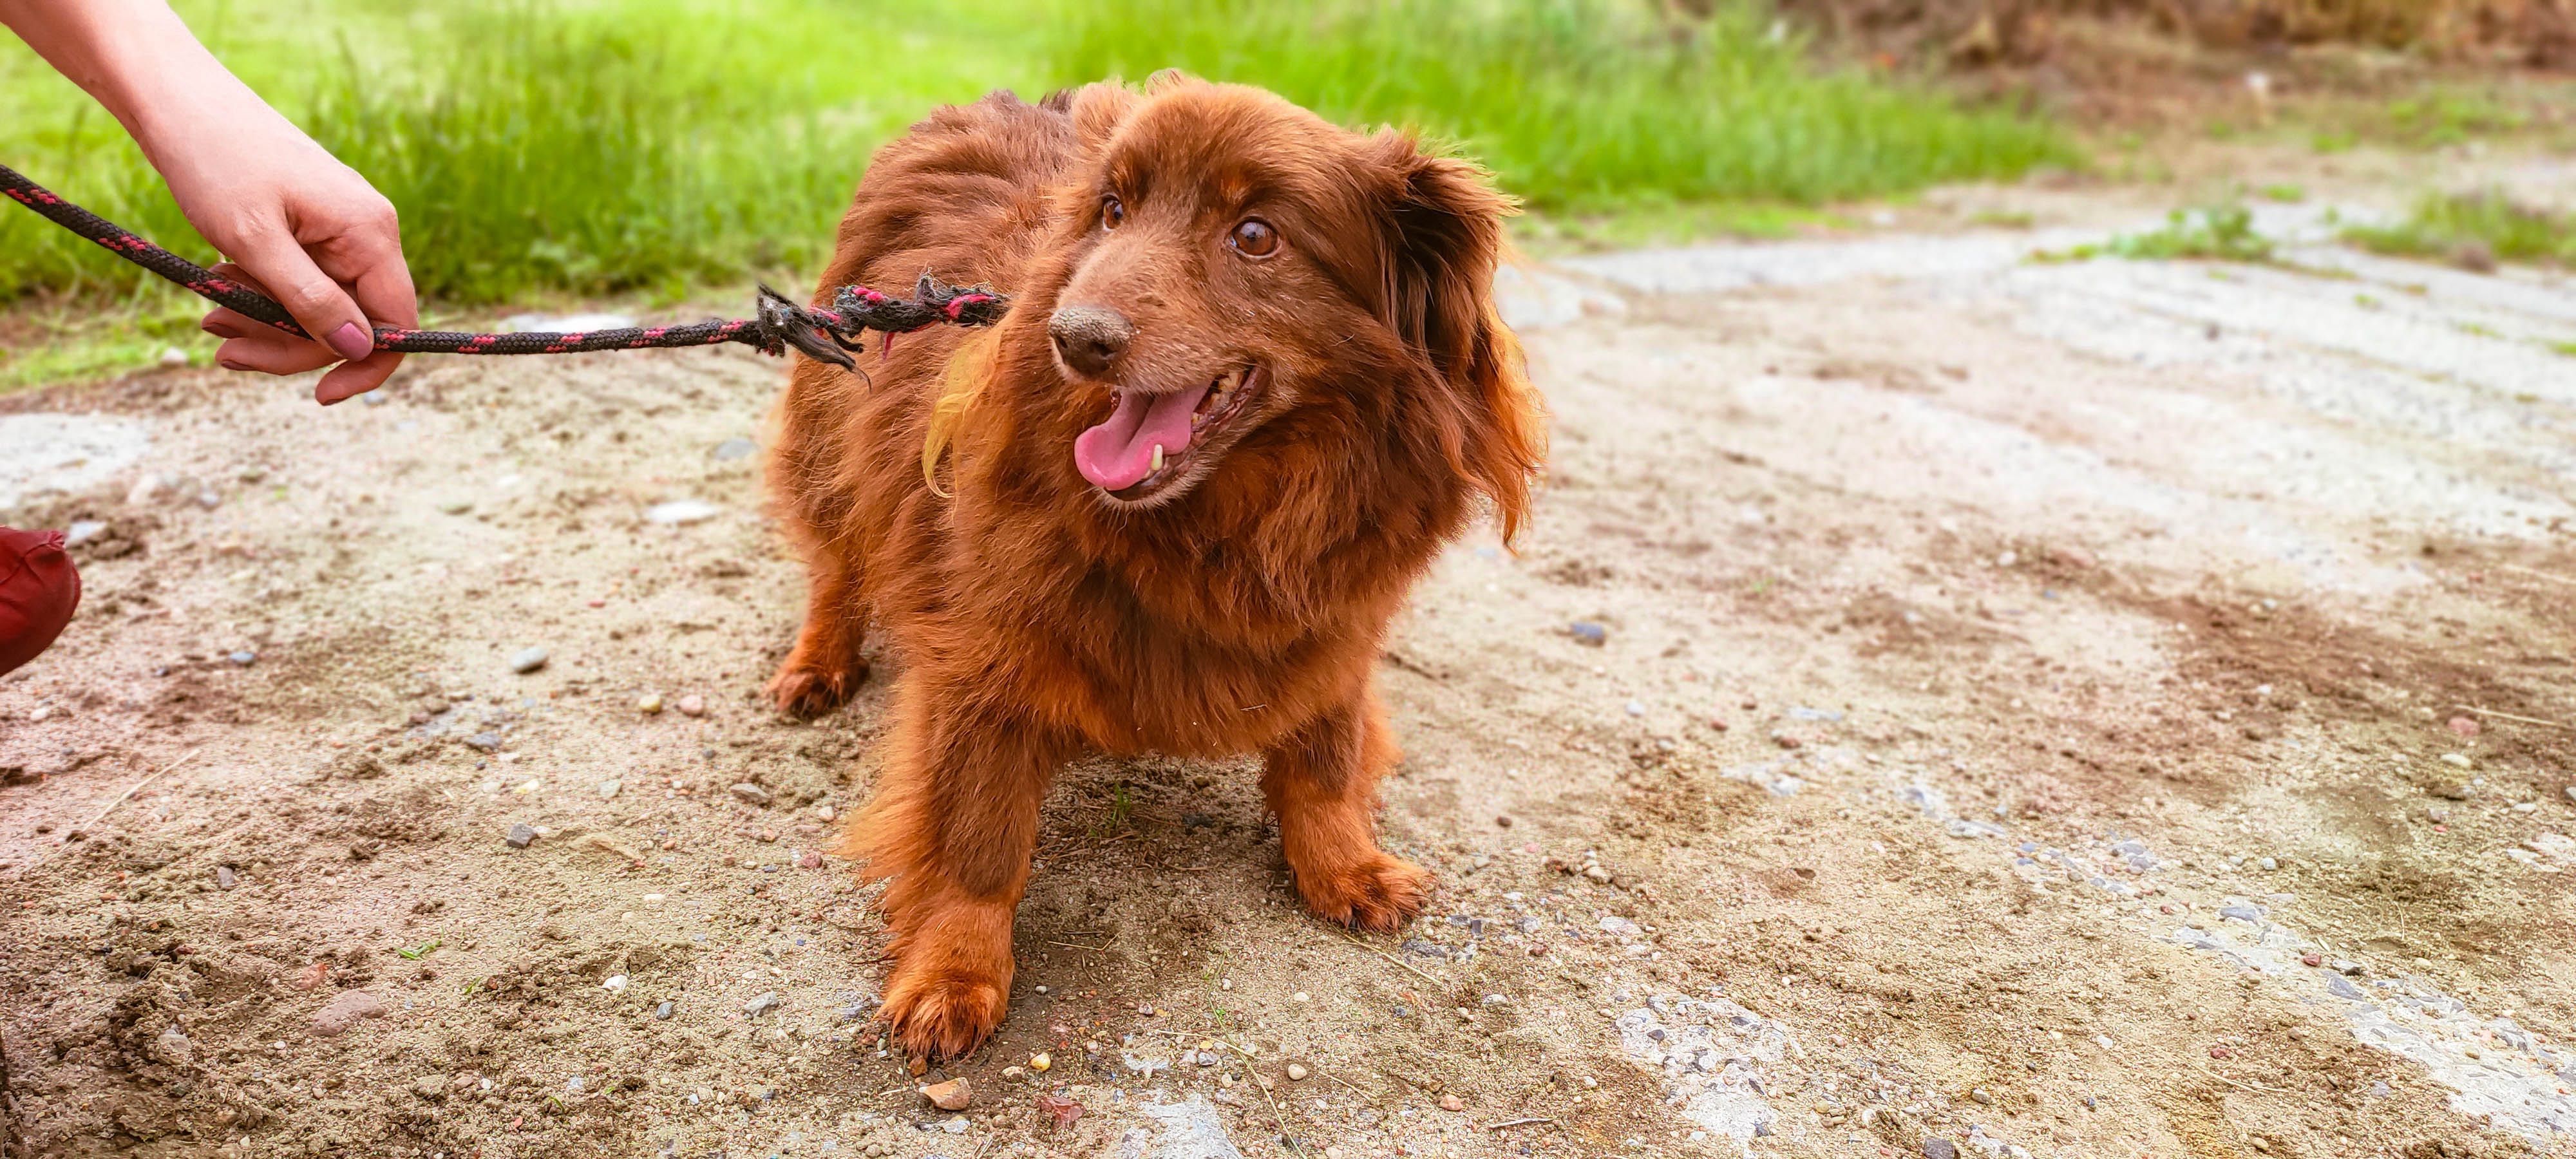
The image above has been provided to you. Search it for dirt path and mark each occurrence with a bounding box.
[4,153,2574,1159]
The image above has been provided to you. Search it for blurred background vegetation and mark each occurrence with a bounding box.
[1,0,2568,387]
[0,0,2068,310]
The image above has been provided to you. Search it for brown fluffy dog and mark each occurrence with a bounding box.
[764,73,1546,1058]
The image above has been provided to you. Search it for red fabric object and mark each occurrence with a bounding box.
[0,527,81,677]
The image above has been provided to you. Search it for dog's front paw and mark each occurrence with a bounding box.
[765,657,868,718]
[1293,850,1430,933]
[878,963,1008,1060]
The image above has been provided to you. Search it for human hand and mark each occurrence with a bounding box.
[154,113,417,404]
[3,1,416,404]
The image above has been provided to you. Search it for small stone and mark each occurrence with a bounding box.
[2441,753,2472,769]
[598,779,622,799]
[62,520,109,548]
[655,1001,675,1021]
[602,974,629,992]
[1285,1062,1309,1081]
[2564,786,2576,804]
[436,500,473,516]
[310,990,387,1037]
[920,1078,972,1111]
[644,499,721,526]
[1624,700,1647,717]
[193,490,222,509]
[1970,1088,1994,1105]
[227,650,256,666]
[2437,782,2474,801]
[1567,621,1607,647]
[1292,991,1310,1003]
[1028,1052,1050,1072]
[1438,1094,1464,1112]
[158,347,189,368]
[508,647,550,674]
[2447,716,2481,737]
[1495,815,1513,828]
[638,694,664,715]
[2257,856,2278,871]
[743,992,782,1017]
[730,782,772,806]
[505,824,537,849]
[677,695,706,717]
[1924,1140,1960,1159]
[215,865,238,890]
[2300,953,2322,967]
[713,438,759,462]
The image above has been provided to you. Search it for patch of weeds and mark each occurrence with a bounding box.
[2038,204,2274,263]
[2454,320,2502,338]
[2385,92,2528,148]
[2354,293,2383,310]
[2550,341,2576,358]
[2342,191,2576,270]
[1971,209,2037,229]
[2259,184,2307,203]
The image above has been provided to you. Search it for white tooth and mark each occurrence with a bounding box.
[1151,444,1165,472]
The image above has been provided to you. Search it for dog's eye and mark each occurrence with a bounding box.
[1227,218,1278,258]
[1101,196,1125,231]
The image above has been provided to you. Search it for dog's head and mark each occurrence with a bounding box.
[1010,75,1544,541]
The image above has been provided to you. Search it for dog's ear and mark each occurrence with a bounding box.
[1376,137,1548,543]
[1061,81,1144,154]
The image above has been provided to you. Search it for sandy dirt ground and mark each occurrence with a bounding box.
[3,144,2574,1159]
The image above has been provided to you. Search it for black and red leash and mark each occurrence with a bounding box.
[0,162,1008,372]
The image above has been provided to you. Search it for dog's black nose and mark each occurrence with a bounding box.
[1048,305,1133,377]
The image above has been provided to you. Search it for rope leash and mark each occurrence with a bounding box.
[0,162,1009,372]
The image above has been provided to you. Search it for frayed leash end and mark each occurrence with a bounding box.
[755,283,858,372]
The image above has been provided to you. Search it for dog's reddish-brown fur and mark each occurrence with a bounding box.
[764,73,1545,1059]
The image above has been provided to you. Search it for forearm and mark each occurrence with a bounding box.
[0,1,281,165]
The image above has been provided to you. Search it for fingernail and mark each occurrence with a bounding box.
[218,357,252,372]
[326,322,372,361]
[202,320,245,340]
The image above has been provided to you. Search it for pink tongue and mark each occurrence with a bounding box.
[1073,384,1209,491]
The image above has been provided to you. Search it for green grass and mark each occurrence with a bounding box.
[2,0,2072,387]
[1,0,1041,307]
[2342,191,2576,269]
[1052,0,2074,212]
[2038,204,2275,263]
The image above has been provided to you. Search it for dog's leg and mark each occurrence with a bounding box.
[766,551,870,717]
[847,682,1068,1059]
[1260,686,1428,931]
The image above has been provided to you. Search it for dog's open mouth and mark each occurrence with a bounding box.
[1072,364,1265,499]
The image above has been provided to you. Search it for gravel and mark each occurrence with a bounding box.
[730,782,772,806]
[505,824,537,849]
[309,990,387,1037]
[508,647,550,674]
[644,499,721,525]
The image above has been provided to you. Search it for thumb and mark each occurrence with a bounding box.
[229,229,375,362]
